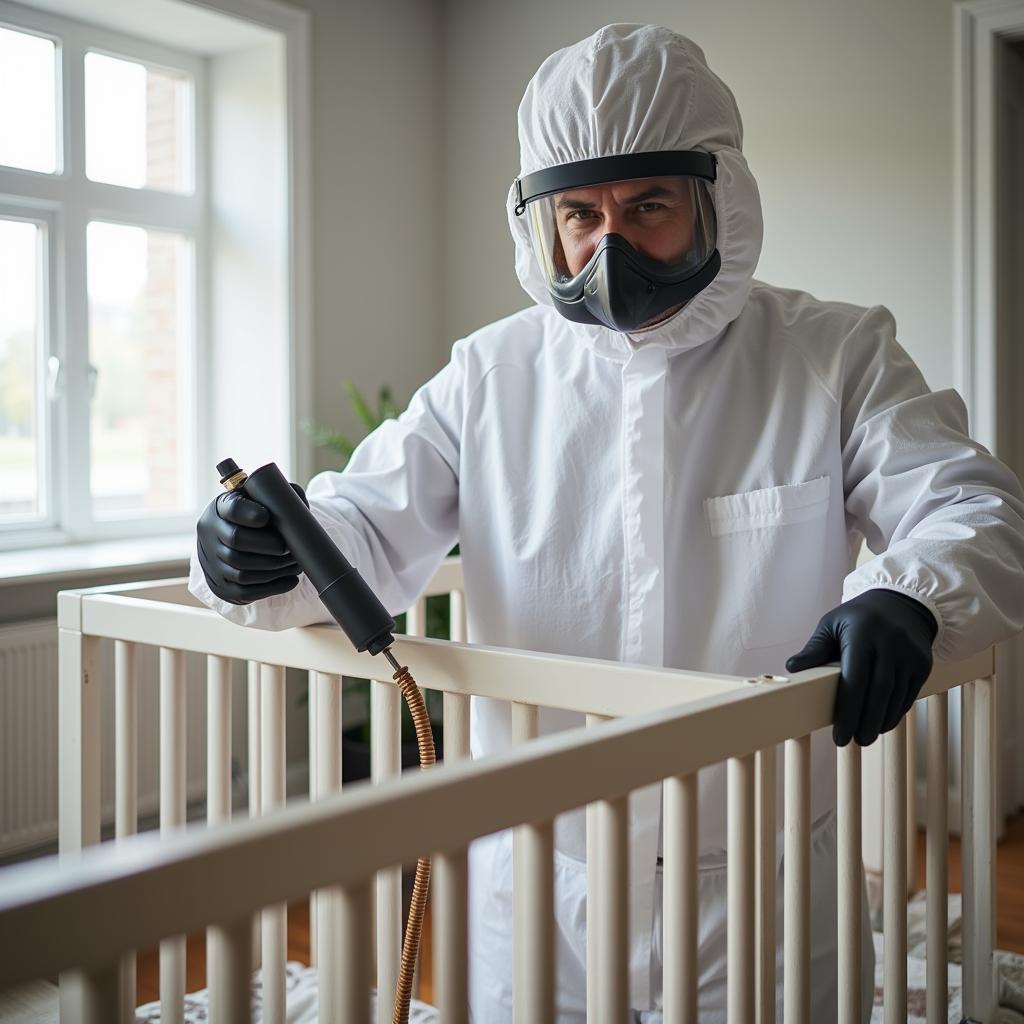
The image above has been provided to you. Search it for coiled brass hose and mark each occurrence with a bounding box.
[386,656,436,1024]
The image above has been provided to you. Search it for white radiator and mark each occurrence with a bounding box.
[0,619,215,857]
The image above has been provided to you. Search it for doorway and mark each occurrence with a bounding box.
[955,1,1024,824]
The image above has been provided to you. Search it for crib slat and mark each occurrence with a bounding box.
[837,741,861,1024]
[206,654,233,1015]
[210,917,254,1024]
[663,772,698,1024]
[450,589,467,643]
[585,713,611,1021]
[514,820,555,1023]
[372,678,401,1024]
[597,795,629,1024]
[906,704,918,893]
[728,754,756,1024]
[247,661,262,970]
[961,685,975,1015]
[208,656,233,823]
[512,701,538,744]
[784,734,810,1024]
[340,880,372,1023]
[309,671,319,970]
[159,647,186,1022]
[443,692,470,762]
[316,673,344,1023]
[883,717,908,1023]
[511,702,549,1020]
[115,642,139,837]
[926,692,948,1023]
[77,962,120,1024]
[961,676,996,1020]
[114,640,138,1024]
[247,661,262,818]
[435,847,469,1024]
[261,663,287,1024]
[755,746,776,1024]
[406,597,427,637]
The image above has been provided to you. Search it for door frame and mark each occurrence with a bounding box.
[954,0,1024,823]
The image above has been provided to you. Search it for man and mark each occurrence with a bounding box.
[191,24,1024,1021]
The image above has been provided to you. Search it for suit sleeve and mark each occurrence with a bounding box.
[839,306,1024,661]
[188,342,465,631]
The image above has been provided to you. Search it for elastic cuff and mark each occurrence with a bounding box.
[842,581,946,653]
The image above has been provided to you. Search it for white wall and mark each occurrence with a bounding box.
[281,0,444,475]
[210,41,291,480]
[440,0,959,393]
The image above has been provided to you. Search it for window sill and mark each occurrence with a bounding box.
[0,533,194,588]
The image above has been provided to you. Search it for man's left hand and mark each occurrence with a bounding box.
[785,589,939,747]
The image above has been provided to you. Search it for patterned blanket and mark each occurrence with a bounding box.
[134,893,1024,1022]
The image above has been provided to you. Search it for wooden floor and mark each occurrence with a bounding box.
[134,814,1024,1006]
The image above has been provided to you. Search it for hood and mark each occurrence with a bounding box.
[506,23,763,361]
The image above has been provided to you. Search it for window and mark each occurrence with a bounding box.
[0,5,206,548]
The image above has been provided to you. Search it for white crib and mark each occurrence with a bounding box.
[0,557,998,1023]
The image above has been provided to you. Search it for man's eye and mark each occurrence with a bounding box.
[566,209,597,222]
[637,202,665,213]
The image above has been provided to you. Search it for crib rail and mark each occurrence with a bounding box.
[0,559,999,1024]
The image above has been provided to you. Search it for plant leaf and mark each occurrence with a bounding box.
[301,419,356,462]
[345,381,380,431]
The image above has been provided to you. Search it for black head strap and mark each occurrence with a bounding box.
[514,150,717,216]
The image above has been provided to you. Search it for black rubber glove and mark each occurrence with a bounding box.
[785,589,939,747]
[196,483,310,605]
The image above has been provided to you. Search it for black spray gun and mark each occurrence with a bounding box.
[217,458,433,1024]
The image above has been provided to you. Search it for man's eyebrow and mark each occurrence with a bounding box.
[555,185,679,211]
[555,196,596,211]
[621,185,677,204]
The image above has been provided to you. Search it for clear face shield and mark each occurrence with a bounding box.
[514,151,721,333]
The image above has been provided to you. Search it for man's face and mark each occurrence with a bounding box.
[553,174,697,278]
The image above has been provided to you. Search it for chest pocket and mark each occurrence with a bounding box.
[704,476,831,651]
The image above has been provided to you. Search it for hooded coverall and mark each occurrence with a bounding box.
[190,23,1024,1022]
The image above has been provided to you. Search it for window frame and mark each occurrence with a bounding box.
[0,1,210,550]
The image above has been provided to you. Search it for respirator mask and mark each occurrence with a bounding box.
[514,151,720,333]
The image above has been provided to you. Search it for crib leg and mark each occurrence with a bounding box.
[57,622,102,1024]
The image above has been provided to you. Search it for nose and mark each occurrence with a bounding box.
[601,211,649,257]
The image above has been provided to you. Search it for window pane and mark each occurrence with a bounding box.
[0,27,58,174]
[0,219,45,522]
[87,221,194,518]
[85,52,193,193]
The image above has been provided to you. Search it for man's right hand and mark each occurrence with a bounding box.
[196,483,309,605]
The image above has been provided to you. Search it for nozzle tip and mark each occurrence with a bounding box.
[217,458,241,482]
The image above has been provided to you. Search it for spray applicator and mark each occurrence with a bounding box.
[217,458,434,1024]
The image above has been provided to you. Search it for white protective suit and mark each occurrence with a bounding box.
[190,24,1024,1022]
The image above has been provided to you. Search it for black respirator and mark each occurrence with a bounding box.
[514,150,721,333]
